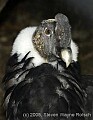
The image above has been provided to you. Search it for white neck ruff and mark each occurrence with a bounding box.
[12,27,78,67]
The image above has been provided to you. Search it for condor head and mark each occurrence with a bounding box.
[12,13,78,68]
[32,13,73,67]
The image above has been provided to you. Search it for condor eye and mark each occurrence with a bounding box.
[44,28,51,36]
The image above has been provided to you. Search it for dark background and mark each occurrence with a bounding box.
[0,0,93,120]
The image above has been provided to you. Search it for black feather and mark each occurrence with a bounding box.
[3,53,85,120]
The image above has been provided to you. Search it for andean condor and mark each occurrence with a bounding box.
[3,13,85,120]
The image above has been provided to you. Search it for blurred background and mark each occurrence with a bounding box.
[0,0,93,120]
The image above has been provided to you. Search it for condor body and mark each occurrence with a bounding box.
[3,14,85,120]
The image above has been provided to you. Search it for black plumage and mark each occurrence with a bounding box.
[3,53,85,120]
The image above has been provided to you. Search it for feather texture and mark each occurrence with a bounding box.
[3,53,85,120]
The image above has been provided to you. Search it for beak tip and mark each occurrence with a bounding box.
[66,62,70,68]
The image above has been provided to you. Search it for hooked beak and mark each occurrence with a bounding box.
[61,48,72,67]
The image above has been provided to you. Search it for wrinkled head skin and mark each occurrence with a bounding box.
[32,19,56,62]
[32,13,72,64]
